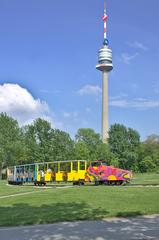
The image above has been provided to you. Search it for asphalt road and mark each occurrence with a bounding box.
[0,215,159,240]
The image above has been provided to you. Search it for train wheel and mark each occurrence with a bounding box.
[78,181,84,186]
[109,181,116,186]
[122,181,127,186]
[95,181,99,185]
[104,181,108,185]
[116,181,123,185]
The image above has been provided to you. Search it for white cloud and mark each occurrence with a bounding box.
[0,83,53,125]
[110,96,159,109]
[120,52,139,64]
[77,85,102,96]
[127,41,148,51]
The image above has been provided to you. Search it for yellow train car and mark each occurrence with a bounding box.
[34,160,87,185]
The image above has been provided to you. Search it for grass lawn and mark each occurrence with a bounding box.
[131,172,159,185]
[0,177,159,227]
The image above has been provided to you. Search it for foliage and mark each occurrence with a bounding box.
[0,113,22,168]
[95,143,112,164]
[22,118,54,163]
[75,128,102,161]
[0,112,158,173]
[74,142,90,160]
[51,129,75,161]
[139,157,157,173]
[23,119,75,162]
[108,124,140,170]
[110,155,119,168]
[138,134,159,172]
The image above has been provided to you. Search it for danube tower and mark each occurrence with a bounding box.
[96,0,113,143]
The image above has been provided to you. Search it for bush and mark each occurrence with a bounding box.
[139,156,156,173]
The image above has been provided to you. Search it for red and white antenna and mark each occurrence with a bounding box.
[102,0,108,45]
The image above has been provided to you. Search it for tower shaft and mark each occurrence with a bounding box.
[102,71,109,142]
[96,0,113,143]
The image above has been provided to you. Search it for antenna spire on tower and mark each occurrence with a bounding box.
[104,0,106,14]
[102,0,108,45]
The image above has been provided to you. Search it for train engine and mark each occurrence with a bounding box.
[85,160,132,185]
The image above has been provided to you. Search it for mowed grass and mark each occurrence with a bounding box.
[132,172,159,185]
[0,181,42,197]
[0,177,159,227]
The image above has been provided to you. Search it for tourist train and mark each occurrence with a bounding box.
[7,160,132,186]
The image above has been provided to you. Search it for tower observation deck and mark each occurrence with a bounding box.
[96,0,113,143]
[96,45,113,72]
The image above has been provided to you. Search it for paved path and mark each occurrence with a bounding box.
[0,215,159,240]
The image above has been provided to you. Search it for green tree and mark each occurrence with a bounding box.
[9,118,75,164]
[139,156,156,173]
[75,128,102,161]
[23,118,53,163]
[95,142,112,164]
[74,142,90,160]
[51,129,75,161]
[0,113,22,171]
[108,124,140,170]
[109,154,120,168]
[138,135,159,171]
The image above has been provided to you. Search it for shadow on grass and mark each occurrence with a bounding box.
[116,211,142,217]
[0,202,109,227]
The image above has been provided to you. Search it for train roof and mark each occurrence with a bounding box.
[7,160,87,168]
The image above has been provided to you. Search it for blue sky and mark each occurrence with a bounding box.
[0,0,159,140]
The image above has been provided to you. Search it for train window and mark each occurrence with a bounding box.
[72,161,78,171]
[51,163,58,173]
[91,162,101,167]
[101,162,107,166]
[30,165,35,171]
[17,168,22,173]
[91,161,107,167]
[60,162,71,172]
[10,169,13,174]
[80,162,85,170]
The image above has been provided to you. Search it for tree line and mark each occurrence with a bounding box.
[0,113,159,176]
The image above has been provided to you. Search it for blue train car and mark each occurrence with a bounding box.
[7,163,37,185]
